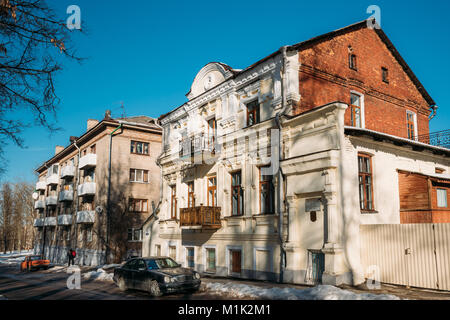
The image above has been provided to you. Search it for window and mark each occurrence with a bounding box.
[169,246,177,261]
[127,228,142,241]
[231,171,243,216]
[129,169,149,183]
[128,198,148,212]
[207,176,217,207]
[436,168,445,174]
[349,54,357,70]
[187,182,195,208]
[437,189,448,208]
[155,244,161,256]
[406,111,416,140]
[382,67,389,83]
[246,100,260,126]
[84,167,95,182]
[90,144,96,154]
[259,167,274,214]
[130,140,149,155]
[358,153,374,211]
[86,226,92,242]
[186,248,195,268]
[350,93,362,128]
[206,248,216,272]
[171,185,177,219]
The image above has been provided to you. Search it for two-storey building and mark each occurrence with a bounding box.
[143,19,450,286]
[33,112,162,265]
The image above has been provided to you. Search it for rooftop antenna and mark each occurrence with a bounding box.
[120,101,126,118]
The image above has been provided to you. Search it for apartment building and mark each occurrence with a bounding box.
[33,112,162,265]
[142,20,450,286]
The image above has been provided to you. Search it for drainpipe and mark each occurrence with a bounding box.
[105,123,123,264]
[428,105,438,120]
[73,140,81,253]
[41,162,49,259]
[275,45,289,283]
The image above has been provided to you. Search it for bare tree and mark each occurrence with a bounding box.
[0,182,12,253]
[0,0,83,174]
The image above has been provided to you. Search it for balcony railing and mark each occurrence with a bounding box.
[76,211,95,224]
[77,182,96,196]
[46,174,59,185]
[61,165,75,178]
[33,218,44,227]
[59,190,74,202]
[79,153,97,170]
[34,200,45,209]
[57,214,72,226]
[179,133,216,163]
[44,217,57,226]
[180,206,221,229]
[417,129,450,149]
[35,181,46,191]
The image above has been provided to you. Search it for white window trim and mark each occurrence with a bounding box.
[203,244,217,274]
[153,244,161,256]
[350,90,365,129]
[166,241,178,262]
[226,245,243,277]
[252,246,274,273]
[437,188,448,208]
[406,110,418,141]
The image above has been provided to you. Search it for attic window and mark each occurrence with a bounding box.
[382,67,389,83]
[349,54,357,71]
[436,168,445,174]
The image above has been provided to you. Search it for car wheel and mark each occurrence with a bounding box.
[148,280,162,297]
[117,277,128,292]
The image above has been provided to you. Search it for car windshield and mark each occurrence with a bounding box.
[30,256,42,261]
[146,258,179,270]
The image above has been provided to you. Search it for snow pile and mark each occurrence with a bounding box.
[97,263,122,270]
[0,250,33,258]
[83,268,114,282]
[204,282,400,300]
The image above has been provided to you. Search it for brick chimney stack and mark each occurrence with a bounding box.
[55,145,64,155]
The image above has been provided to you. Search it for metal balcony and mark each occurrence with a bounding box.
[61,165,75,178]
[417,129,450,149]
[180,206,221,229]
[179,133,216,164]
[34,200,45,209]
[45,195,58,206]
[33,218,44,227]
[46,174,59,185]
[79,153,97,170]
[57,214,72,226]
[76,211,95,224]
[59,190,74,202]
[77,182,96,196]
[44,217,57,226]
[35,181,46,191]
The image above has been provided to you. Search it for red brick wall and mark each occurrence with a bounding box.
[296,27,430,138]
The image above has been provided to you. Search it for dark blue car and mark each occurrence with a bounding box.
[113,257,201,296]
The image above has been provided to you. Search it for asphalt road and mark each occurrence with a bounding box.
[0,264,232,300]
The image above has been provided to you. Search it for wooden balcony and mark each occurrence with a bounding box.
[180,206,221,229]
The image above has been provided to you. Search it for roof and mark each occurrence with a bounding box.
[158,19,435,122]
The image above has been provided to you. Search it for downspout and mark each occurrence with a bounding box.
[275,46,289,283]
[428,105,438,121]
[106,123,122,264]
[41,162,49,258]
[73,140,81,252]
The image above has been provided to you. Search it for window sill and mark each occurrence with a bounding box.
[361,210,378,214]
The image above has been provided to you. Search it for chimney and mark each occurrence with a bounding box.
[87,119,99,131]
[70,136,78,144]
[55,145,64,155]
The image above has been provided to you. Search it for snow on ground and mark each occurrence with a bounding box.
[0,250,32,265]
[83,268,114,282]
[204,282,400,300]
[96,263,122,270]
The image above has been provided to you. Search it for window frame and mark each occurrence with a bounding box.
[349,54,357,71]
[205,247,216,273]
[382,67,389,83]
[231,171,244,216]
[129,168,149,183]
[207,176,217,207]
[350,92,363,128]
[130,140,150,155]
[259,166,274,214]
[437,188,448,208]
[128,198,149,213]
[187,181,195,208]
[185,247,195,269]
[406,110,417,140]
[358,153,375,212]
[170,185,177,219]
[246,100,260,127]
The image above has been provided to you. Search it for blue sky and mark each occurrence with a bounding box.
[2,0,450,183]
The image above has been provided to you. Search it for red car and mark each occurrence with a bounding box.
[20,255,50,272]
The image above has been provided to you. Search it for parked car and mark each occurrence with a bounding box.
[113,256,201,296]
[20,255,50,272]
